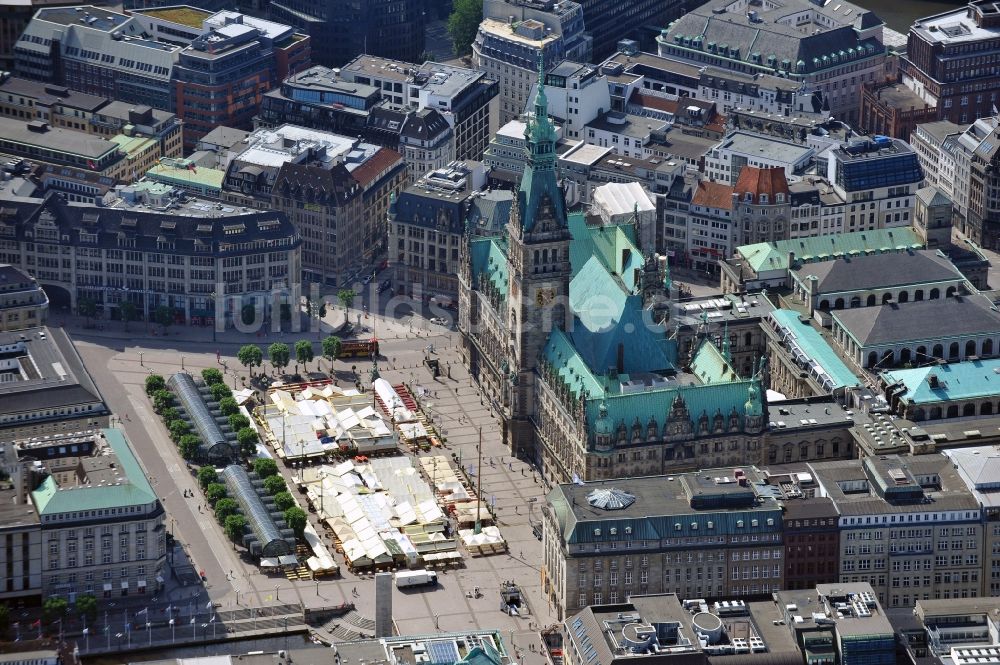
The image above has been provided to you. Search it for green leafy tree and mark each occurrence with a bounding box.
[295,340,314,372]
[214,497,240,523]
[77,297,97,325]
[75,593,98,623]
[152,389,174,414]
[145,374,166,396]
[178,434,201,460]
[337,289,356,311]
[273,491,295,512]
[268,342,290,374]
[224,514,247,545]
[153,305,174,334]
[210,383,232,402]
[201,368,224,385]
[322,336,342,370]
[237,345,263,377]
[160,407,179,422]
[237,427,259,457]
[263,474,286,496]
[253,457,279,479]
[197,466,218,490]
[205,482,228,506]
[43,597,68,623]
[168,419,191,442]
[119,301,138,331]
[218,396,239,417]
[447,0,483,56]
[228,413,250,432]
[283,506,307,537]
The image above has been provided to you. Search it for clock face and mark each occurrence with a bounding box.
[535,287,555,307]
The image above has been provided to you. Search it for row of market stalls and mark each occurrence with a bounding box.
[256,383,398,462]
[416,456,508,556]
[373,379,441,450]
[299,457,467,570]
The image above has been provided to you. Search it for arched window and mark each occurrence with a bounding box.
[933,344,944,360]
[984,339,994,356]
[949,342,960,359]
[882,293,892,304]
[819,299,830,311]
[898,291,909,303]
[929,406,942,420]
[900,348,912,364]
[867,351,878,367]
[912,407,925,421]
[916,346,927,360]
[866,294,876,307]
[851,296,862,308]
[835,298,845,309]
[966,340,977,357]
[963,403,976,417]
[982,402,994,416]
[947,405,959,418]
[947,286,957,298]
[914,289,924,301]
[930,288,940,299]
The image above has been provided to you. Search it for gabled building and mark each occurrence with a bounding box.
[459,64,768,486]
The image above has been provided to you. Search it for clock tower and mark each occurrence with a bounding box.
[505,55,572,460]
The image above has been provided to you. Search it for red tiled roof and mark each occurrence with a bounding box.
[350,148,404,187]
[692,180,735,210]
[733,166,790,204]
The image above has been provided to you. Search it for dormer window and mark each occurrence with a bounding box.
[776,193,785,203]
[744,192,753,202]
[760,194,768,204]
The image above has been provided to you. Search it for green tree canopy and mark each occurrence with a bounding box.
[205,482,228,506]
[119,301,138,331]
[43,597,68,623]
[218,396,239,417]
[284,506,307,537]
[447,0,483,56]
[197,466,218,490]
[273,491,295,512]
[152,389,174,414]
[168,419,191,442]
[76,593,98,622]
[337,289,356,311]
[178,434,201,460]
[154,305,173,332]
[224,514,247,544]
[295,340,314,368]
[214,497,240,523]
[159,407,179,422]
[268,342,290,372]
[228,413,250,432]
[253,457,278,478]
[210,383,232,402]
[237,427,259,457]
[263,474,287,496]
[201,368,224,385]
[237,345,263,376]
[144,374,166,396]
[322,336,342,364]
[77,297,97,323]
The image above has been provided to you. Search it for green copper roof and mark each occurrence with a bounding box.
[468,237,509,300]
[517,54,565,234]
[543,328,606,400]
[31,428,157,516]
[740,228,924,273]
[771,309,860,391]
[883,358,1000,404]
[691,338,740,384]
[569,212,642,289]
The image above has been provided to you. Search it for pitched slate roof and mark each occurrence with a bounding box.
[468,237,509,300]
[833,294,1000,347]
[792,249,964,294]
[692,180,735,210]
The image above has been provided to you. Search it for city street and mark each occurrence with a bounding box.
[67,298,556,661]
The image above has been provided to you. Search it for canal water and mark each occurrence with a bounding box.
[851,0,967,33]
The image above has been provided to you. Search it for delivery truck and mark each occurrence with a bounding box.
[394,569,438,588]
